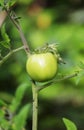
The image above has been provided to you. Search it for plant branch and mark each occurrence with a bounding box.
[32,81,38,130]
[37,72,78,91]
[0,46,24,66]
[5,8,30,55]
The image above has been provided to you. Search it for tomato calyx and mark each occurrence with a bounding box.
[32,43,65,64]
[33,43,57,53]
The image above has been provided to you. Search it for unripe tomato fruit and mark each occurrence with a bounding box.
[26,52,58,82]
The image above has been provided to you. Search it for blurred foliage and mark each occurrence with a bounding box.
[0,83,31,130]
[0,0,84,130]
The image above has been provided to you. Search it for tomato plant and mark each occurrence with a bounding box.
[26,52,58,82]
[0,1,79,130]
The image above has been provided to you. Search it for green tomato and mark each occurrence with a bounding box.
[26,52,58,82]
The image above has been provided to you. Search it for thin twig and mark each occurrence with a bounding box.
[37,73,78,91]
[5,8,30,55]
[0,46,24,66]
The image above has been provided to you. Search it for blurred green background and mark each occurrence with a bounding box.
[0,0,84,130]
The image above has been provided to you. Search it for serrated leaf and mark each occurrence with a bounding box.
[63,118,77,130]
[14,104,31,130]
[1,24,10,49]
[9,83,29,112]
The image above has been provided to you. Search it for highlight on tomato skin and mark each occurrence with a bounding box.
[26,52,58,82]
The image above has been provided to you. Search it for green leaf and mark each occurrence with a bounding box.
[79,61,84,69]
[0,24,10,49]
[76,70,84,85]
[0,0,4,11]
[0,118,10,130]
[14,104,31,130]
[0,40,10,49]
[0,108,4,118]
[0,0,17,10]
[7,0,17,7]
[0,99,7,107]
[9,83,29,112]
[0,0,4,5]
[63,118,77,130]
[0,107,10,130]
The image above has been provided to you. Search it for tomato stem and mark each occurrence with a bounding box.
[5,7,30,56]
[32,81,38,130]
[37,72,78,91]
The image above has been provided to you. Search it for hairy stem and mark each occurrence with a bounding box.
[32,81,38,130]
[0,46,24,66]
